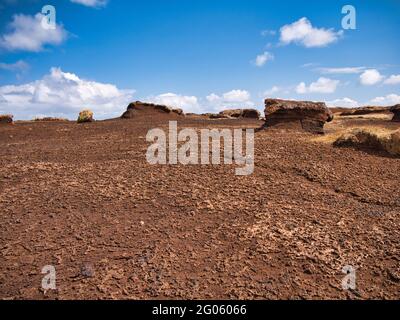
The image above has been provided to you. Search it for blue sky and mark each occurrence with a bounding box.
[0,0,399,119]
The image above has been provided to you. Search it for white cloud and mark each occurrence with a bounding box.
[296,77,339,94]
[360,69,384,86]
[70,0,107,7]
[280,17,342,48]
[384,74,400,85]
[318,67,365,74]
[254,51,274,67]
[326,97,359,108]
[301,62,319,68]
[205,93,220,103]
[296,82,307,94]
[222,89,251,102]
[262,86,292,97]
[0,60,29,72]
[0,13,68,52]
[370,94,400,106]
[206,90,254,111]
[0,68,134,119]
[263,86,281,96]
[147,93,201,113]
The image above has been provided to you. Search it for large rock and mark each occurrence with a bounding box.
[200,113,229,119]
[340,106,391,116]
[34,117,68,122]
[0,114,13,124]
[219,109,260,119]
[77,110,94,123]
[121,101,184,119]
[242,109,261,119]
[263,99,333,134]
[209,113,230,119]
[390,104,400,122]
[219,109,242,118]
[172,108,184,116]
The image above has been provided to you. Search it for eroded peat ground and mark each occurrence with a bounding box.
[0,115,399,299]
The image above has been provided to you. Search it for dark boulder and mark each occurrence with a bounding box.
[340,106,391,116]
[121,101,184,119]
[218,109,260,119]
[263,99,333,134]
[390,104,400,122]
[0,114,13,124]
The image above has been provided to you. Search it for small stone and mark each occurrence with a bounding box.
[80,262,95,278]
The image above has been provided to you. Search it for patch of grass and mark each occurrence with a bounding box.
[329,127,400,157]
[310,131,345,144]
[311,126,400,157]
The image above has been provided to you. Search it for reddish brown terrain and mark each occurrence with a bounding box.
[0,109,399,300]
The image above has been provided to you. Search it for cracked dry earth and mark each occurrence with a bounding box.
[0,115,399,300]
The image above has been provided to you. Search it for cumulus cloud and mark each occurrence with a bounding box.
[318,67,365,74]
[263,86,281,96]
[205,93,220,103]
[70,0,108,7]
[0,60,29,72]
[359,69,384,86]
[253,51,274,67]
[206,90,254,110]
[0,13,68,52]
[147,90,255,114]
[326,97,359,108]
[384,74,400,85]
[296,77,339,94]
[222,90,250,102]
[0,68,134,120]
[280,17,342,48]
[146,93,201,113]
[370,94,400,106]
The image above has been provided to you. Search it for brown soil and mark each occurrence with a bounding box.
[0,113,399,300]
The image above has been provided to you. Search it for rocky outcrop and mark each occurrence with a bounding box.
[34,117,69,122]
[390,104,400,122]
[199,113,228,119]
[219,109,243,118]
[219,109,260,119]
[121,108,136,119]
[329,107,349,114]
[340,106,391,116]
[77,110,94,123]
[241,109,261,119]
[209,113,230,119]
[121,101,184,119]
[263,99,333,134]
[0,114,13,124]
[172,108,184,116]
